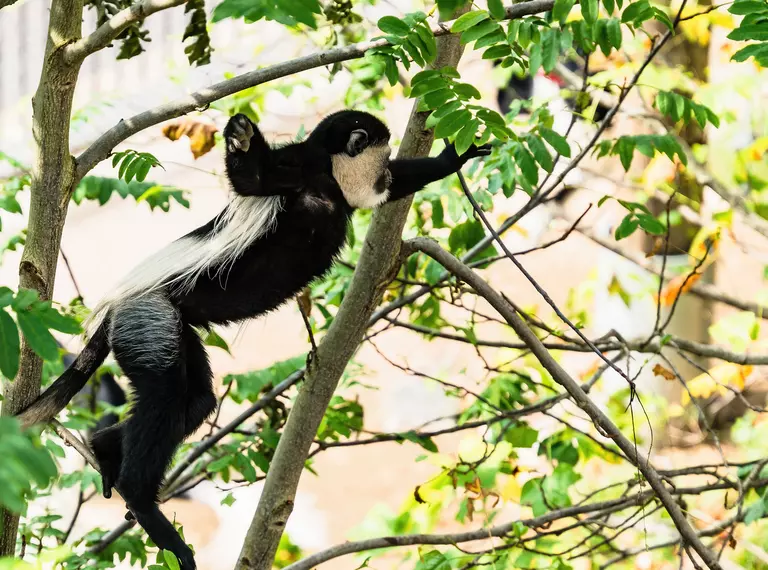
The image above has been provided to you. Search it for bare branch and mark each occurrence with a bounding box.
[284,495,648,570]
[73,0,555,182]
[405,237,723,570]
[64,0,187,64]
[0,0,19,9]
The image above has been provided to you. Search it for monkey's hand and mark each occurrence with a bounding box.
[440,140,493,168]
[224,113,255,154]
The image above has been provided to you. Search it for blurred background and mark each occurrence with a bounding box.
[1,0,768,568]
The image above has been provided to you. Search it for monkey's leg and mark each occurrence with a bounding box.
[90,423,123,499]
[109,295,196,570]
[181,325,216,438]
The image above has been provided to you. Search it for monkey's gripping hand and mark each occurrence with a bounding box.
[224,113,272,196]
[224,113,255,153]
[439,140,493,169]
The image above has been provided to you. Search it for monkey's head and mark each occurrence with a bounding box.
[309,110,393,209]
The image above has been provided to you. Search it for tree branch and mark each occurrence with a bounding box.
[64,0,188,64]
[0,0,85,556]
[283,495,647,570]
[73,0,555,182]
[405,237,723,570]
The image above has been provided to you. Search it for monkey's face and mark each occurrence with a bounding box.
[310,110,393,209]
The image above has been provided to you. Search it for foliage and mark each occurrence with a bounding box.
[0,418,58,514]
[73,177,189,211]
[728,0,768,66]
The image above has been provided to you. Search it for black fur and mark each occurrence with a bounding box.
[495,57,612,122]
[20,110,490,569]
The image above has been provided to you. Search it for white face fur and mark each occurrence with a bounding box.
[331,143,392,209]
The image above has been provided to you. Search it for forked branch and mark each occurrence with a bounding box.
[64,0,188,64]
[405,237,723,570]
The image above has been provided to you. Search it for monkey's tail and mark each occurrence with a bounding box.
[17,319,111,428]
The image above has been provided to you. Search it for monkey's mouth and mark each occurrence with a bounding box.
[375,169,392,193]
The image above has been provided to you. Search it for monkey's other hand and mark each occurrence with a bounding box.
[224,113,255,154]
[440,141,493,167]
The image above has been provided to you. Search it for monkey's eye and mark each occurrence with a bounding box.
[346,129,368,157]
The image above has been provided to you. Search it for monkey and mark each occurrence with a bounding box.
[495,56,612,122]
[18,110,491,569]
[66,348,127,435]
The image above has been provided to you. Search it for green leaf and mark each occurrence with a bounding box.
[0,288,14,308]
[453,83,482,99]
[451,10,490,32]
[415,550,451,570]
[488,0,505,19]
[514,145,539,185]
[621,0,652,23]
[378,16,410,36]
[729,0,768,14]
[731,42,768,64]
[539,127,571,157]
[636,213,666,235]
[483,44,512,59]
[401,431,439,452]
[163,550,181,570]
[607,18,622,48]
[505,423,539,447]
[16,311,60,361]
[0,310,20,379]
[553,0,577,22]
[614,215,638,240]
[135,159,152,183]
[37,306,81,334]
[541,30,558,72]
[424,88,456,109]
[455,119,481,156]
[653,7,674,30]
[581,0,599,24]
[434,109,472,138]
[203,328,231,354]
[526,135,554,172]
[410,76,447,98]
[728,24,768,41]
[460,19,501,44]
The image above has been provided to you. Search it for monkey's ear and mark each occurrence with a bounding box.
[346,129,368,157]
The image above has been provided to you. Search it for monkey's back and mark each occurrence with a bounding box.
[173,183,352,327]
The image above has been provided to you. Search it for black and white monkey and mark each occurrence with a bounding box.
[19,110,490,569]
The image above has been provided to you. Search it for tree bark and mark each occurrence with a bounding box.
[234,12,469,570]
[0,0,84,555]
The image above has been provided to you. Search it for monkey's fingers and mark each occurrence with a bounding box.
[224,113,255,154]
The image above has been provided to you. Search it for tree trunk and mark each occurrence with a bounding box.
[0,0,83,555]
[234,13,469,570]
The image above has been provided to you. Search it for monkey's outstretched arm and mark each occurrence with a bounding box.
[224,113,281,197]
[385,142,491,202]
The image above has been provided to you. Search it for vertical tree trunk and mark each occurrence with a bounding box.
[0,0,84,555]
[642,14,714,445]
[234,12,469,570]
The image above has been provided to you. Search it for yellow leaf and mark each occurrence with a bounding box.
[653,363,676,381]
[500,475,522,502]
[161,117,219,159]
[657,272,702,307]
[683,363,753,404]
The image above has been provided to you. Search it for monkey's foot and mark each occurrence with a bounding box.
[224,114,254,153]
